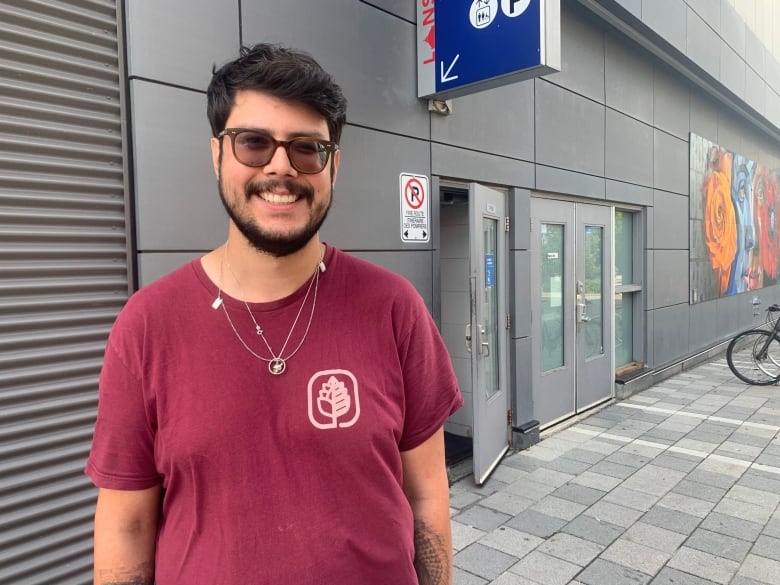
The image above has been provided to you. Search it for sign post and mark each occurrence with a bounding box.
[417,0,560,100]
[400,173,430,243]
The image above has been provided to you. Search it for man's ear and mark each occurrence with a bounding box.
[210,137,221,179]
[330,148,340,187]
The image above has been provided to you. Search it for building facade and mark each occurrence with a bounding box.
[2,0,779,582]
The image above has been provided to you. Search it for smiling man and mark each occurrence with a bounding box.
[85,44,462,585]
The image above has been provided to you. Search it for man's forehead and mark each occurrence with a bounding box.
[227,90,328,134]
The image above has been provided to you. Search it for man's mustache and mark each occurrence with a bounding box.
[244,179,314,201]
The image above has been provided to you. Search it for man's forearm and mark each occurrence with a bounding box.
[95,561,154,585]
[93,486,160,585]
[412,517,452,585]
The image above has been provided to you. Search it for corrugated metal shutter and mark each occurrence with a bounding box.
[0,1,127,583]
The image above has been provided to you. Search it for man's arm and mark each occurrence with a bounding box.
[93,485,161,585]
[401,427,453,585]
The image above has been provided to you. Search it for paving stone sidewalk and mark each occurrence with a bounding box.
[450,356,780,585]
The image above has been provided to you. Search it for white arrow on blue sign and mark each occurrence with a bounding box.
[417,0,560,100]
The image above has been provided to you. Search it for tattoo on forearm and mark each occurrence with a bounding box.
[97,562,154,585]
[413,519,450,585]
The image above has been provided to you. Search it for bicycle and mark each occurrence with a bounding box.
[726,304,780,385]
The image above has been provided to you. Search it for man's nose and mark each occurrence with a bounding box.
[263,144,298,176]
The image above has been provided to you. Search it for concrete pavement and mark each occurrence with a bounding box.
[449,353,780,584]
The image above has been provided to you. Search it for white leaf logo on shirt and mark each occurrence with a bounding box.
[307,370,360,429]
[317,376,351,424]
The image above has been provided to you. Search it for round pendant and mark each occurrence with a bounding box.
[269,358,286,375]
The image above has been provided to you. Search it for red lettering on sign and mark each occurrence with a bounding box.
[422,5,435,26]
[420,0,435,65]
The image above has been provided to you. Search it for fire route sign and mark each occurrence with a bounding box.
[400,173,429,243]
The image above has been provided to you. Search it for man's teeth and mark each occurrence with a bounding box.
[261,193,298,204]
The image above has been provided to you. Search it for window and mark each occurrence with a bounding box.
[614,210,643,373]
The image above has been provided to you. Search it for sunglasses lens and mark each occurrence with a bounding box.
[289,140,327,173]
[234,132,275,166]
[229,131,331,173]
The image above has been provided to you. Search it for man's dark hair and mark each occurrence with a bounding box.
[207,43,348,143]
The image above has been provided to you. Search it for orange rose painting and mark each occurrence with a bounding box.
[702,149,736,296]
[690,134,780,302]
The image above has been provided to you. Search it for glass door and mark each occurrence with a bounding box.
[469,183,509,484]
[576,204,613,410]
[531,198,613,428]
[531,200,576,426]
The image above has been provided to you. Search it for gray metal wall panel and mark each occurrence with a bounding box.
[536,166,606,199]
[653,66,691,139]
[125,0,239,91]
[645,206,655,249]
[768,59,780,99]
[614,0,641,18]
[320,126,431,251]
[653,131,688,195]
[431,80,534,162]
[605,32,654,125]
[689,299,720,352]
[605,179,653,206]
[605,109,654,187]
[431,143,535,188]
[717,108,745,152]
[0,1,126,583]
[652,190,689,250]
[716,293,750,336]
[768,87,780,129]
[652,303,689,365]
[510,251,531,339]
[653,250,690,308]
[130,80,222,251]
[687,0,720,32]
[509,188,531,251]
[362,0,415,22]
[535,80,605,176]
[719,0,746,57]
[511,336,533,423]
[137,252,201,288]
[720,42,746,100]
[545,7,606,104]
[686,7,721,80]
[242,0,429,140]
[644,303,655,366]
[745,66,766,115]
[690,92,720,140]
[643,0,687,54]
[745,26,766,79]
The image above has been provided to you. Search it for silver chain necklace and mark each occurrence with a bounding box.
[212,244,324,375]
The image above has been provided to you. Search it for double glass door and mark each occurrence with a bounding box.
[531,199,613,428]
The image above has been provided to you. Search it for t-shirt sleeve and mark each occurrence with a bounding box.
[397,288,463,452]
[85,322,160,490]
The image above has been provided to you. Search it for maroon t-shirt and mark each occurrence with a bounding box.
[86,245,462,584]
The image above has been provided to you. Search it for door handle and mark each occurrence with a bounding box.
[576,281,590,323]
[479,326,490,357]
[465,323,472,352]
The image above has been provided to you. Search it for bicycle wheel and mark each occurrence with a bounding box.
[726,329,780,385]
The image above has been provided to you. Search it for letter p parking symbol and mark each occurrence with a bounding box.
[501,0,531,17]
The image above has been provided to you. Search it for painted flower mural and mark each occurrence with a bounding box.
[690,134,780,302]
[702,149,736,297]
[755,165,780,281]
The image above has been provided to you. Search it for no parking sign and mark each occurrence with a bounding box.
[400,173,429,243]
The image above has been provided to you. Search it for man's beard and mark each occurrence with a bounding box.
[218,175,332,257]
